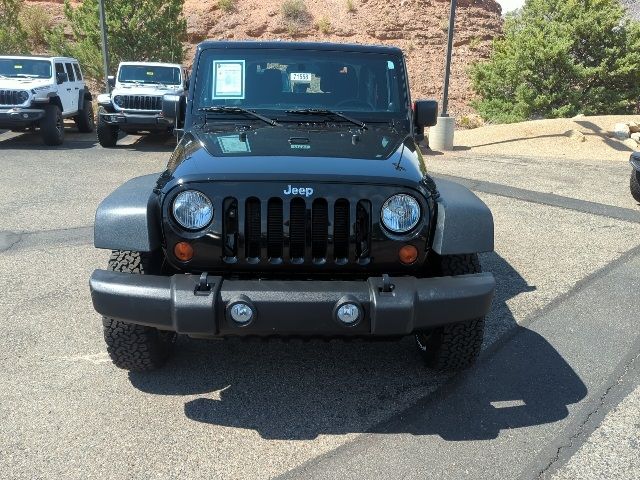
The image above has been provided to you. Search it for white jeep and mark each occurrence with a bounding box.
[96,62,187,147]
[0,56,95,145]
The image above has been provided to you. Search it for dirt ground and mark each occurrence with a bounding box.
[445,115,640,162]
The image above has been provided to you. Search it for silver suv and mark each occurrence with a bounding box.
[0,56,94,145]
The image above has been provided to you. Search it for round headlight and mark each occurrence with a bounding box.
[381,194,421,233]
[17,90,29,104]
[172,190,213,230]
[113,95,124,107]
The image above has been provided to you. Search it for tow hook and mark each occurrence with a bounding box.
[194,272,212,295]
[381,274,395,293]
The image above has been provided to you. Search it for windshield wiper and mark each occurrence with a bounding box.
[199,106,280,126]
[285,108,367,129]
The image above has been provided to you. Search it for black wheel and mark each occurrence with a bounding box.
[96,107,119,147]
[631,170,640,203]
[75,100,95,133]
[415,254,485,370]
[102,250,176,371]
[40,104,64,146]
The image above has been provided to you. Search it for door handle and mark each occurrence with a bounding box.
[67,88,72,91]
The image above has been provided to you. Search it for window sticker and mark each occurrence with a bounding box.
[290,72,312,82]
[146,71,154,76]
[213,60,245,99]
[14,64,23,69]
[387,61,395,70]
[218,134,250,154]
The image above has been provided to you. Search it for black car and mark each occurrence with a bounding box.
[631,152,640,202]
[89,41,496,372]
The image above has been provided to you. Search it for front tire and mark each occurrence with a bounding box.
[631,170,640,203]
[40,104,64,146]
[102,250,176,371]
[75,101,95,133]
[415,254,485,370]
[96,107,119,147]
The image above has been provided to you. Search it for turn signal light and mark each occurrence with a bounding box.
[399,245,419,265]
[174,241,194,261]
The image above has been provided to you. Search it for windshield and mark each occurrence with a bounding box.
[192,48,409,122]
[118,65,181,85]
[0,59,52,79]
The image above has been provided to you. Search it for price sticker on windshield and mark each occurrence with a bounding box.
[290,72,312,82]
[213,60,245,99]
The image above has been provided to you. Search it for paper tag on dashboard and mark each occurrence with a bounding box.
[290,72,312,82]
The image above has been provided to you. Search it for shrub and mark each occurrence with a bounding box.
[22,5,53,51]
[0,0,28,54]
[458,114,485,130]
[281,0,307,23]
[218,0,235,13]
[471,0,640,124]
[315,16,332,34]
[346,0,356,13]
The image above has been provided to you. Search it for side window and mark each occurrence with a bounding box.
[65,62,75,82]
[55,63,65,76]
[73,64,82,81]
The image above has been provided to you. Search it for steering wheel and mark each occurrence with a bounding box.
[334,99,375,110]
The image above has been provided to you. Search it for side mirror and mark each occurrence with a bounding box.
[414,100,438,128]
[162,94,186,126]
[107,75,115,89]
[56,72,68,84]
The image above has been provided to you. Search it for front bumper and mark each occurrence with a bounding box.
[99,110,172,130]
[89,270,495,337]
[0,108,45,126]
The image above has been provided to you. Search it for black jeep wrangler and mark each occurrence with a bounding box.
[90,41,495,372]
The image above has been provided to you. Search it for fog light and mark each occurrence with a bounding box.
[173,241,193,261]
[399,245,418,265]
[230,303,253,324]
[337,303,361,325]
[22,113,29,119]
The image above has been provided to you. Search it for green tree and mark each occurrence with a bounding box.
[471,0,640,123]
[0,0,29,54]
[47,0,186,82]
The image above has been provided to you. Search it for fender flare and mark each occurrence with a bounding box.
[94,174,162,252]
[77,89,92,111]
[431,178,494,255]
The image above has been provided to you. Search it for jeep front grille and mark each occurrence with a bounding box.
[0,90,24,106]
[223,196,372,265]
[118,95,162,111]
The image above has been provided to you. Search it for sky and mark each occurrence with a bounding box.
[496,0,526,13]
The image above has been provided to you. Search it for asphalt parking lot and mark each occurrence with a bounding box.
[0,127,638,479]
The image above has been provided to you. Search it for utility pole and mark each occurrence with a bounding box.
[98,0,110,93]
[441,0,457,116]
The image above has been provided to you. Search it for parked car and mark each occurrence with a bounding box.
[0,55,94,145]
[630,152,640,202]
[89,41,496,372]
[96,61,187,147]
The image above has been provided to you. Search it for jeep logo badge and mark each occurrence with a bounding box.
[284,185,314,197]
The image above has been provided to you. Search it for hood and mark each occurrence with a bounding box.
[112,84,182,96]
[159,124,428,191]
[0,77,53,90]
